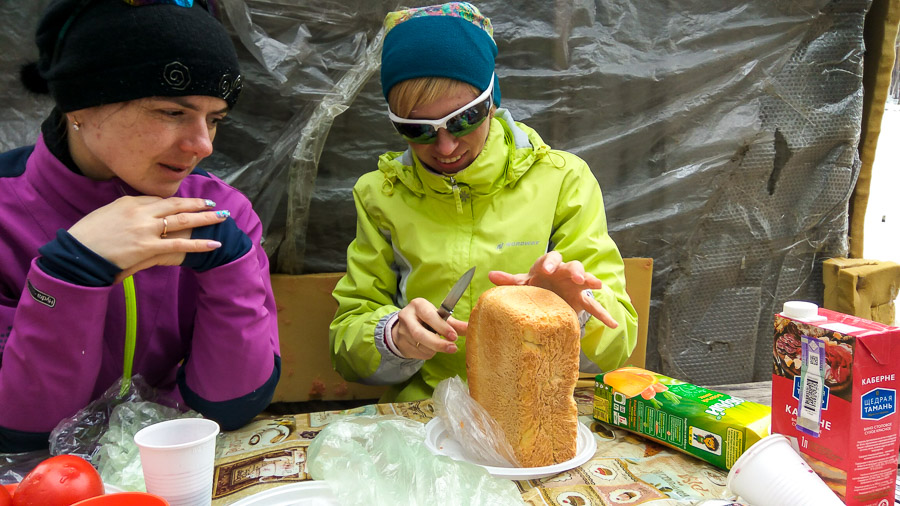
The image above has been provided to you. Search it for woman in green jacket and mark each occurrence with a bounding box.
[330,2,638,402]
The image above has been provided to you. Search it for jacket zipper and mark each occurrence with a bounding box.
[449,176,463,214]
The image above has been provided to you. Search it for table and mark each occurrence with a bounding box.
[210,381,773,505]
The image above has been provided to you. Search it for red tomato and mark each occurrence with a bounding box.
[0,483,12,506]
[12,455,104,506]
[1,483,14,496]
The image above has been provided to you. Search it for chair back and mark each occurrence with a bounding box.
[621,257,653,369]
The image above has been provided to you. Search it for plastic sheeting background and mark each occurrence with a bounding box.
[0,0,868,385]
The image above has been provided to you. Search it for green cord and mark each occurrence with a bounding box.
[119,275,137,397]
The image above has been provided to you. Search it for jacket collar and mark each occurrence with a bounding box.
[377,108,550,197]
[26,135,139,217]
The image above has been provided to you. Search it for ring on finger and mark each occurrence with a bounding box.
[160,217,169,238]
[415,341,421,349]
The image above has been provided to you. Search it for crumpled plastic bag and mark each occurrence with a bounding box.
[307,415,525,506]
[432,376,520,467]
[0,450,50,485]
[94,400,200,491]
[48,375,200,490]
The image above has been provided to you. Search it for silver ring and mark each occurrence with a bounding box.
[161,217,168,238]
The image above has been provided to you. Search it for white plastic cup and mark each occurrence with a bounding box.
[134,418,220,506]
[726,433,843,506]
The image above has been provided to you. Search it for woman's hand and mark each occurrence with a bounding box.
[488,251,619,328]
[392,297,466,359]
[67,196,228,282]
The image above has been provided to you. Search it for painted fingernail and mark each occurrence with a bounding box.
[205,199,216,208]
[207,241,222,248]
[215,210,230,218]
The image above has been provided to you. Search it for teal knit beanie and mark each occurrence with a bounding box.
[380,2,501,106]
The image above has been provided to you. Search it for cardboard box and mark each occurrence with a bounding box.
[593,367,770,470]
[772,301,900,506]
[823,257,900,325]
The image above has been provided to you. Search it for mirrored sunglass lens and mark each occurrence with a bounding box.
[393,122,438,143]
[446,102,490,137]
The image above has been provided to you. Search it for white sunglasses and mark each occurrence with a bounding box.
[388,75,494,144]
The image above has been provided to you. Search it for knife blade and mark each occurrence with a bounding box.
[436,266,476,320]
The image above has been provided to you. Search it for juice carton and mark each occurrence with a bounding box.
[772,301,900,506]
[592,367,771,470]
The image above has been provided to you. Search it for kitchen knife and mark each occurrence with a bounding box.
[436,266,476,320]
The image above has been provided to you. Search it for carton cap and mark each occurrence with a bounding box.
[782,301,824,320]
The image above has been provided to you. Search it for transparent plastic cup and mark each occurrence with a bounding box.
[134,418,219,506]
[726,433,843,505]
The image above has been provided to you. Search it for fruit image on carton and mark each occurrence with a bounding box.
[593,367,770,470]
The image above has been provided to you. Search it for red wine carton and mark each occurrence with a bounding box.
[772,301,900,506]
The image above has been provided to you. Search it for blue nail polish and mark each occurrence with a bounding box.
[215,210,230,218]
[205,199,216,208]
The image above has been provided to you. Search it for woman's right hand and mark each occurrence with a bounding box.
[392,297,465,359]
[67,196,228,281]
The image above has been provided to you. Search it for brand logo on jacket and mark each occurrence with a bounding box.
[496,240,542,250]
[27,280,56,308]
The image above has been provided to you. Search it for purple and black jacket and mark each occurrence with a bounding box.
[0,137,280,451]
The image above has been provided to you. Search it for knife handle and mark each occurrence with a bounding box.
[436,306,452,320]
[423,307,453,333]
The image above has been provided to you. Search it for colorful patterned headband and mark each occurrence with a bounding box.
[383,2,493,41]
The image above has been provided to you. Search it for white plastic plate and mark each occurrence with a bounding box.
[227,481,339,506]
[424,418,596,480]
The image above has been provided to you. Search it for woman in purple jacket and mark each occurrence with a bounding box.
[0,0,280,452]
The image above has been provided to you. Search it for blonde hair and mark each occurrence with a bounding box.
[388,77,480,118]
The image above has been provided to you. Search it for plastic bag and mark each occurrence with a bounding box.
[48,375,199,490]
[432,376,520,467]
[307,415,525,506]
[0,450,50,485]
[95,399,200,491]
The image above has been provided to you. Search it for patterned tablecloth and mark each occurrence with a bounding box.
[211,386,754,506]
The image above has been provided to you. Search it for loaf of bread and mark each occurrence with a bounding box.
[466,285,580,467]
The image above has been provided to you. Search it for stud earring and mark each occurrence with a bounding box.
[72,119,81,131]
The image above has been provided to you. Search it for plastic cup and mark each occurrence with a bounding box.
[71,491,170,505]
[134,418,220,506]
[726,433,843,505]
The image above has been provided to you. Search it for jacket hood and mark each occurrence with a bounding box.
[376,108,551,197]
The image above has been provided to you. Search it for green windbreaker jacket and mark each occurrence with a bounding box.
[330,109,638,402]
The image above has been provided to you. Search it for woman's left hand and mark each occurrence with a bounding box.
[67,196,227,283]
[488,251,619,328]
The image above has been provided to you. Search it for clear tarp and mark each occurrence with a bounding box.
[0,0,869,385]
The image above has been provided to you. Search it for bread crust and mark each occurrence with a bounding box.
[466,285,580,467]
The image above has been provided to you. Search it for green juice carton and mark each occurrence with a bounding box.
[592,367,771,470]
